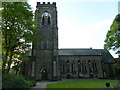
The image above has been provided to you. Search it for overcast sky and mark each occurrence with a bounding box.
[28,0,119,58]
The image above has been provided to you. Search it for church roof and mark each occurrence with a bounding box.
[59,48,100,56]
[58,48,116,63]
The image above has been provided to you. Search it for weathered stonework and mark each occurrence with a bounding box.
[59,55,103,78]
[32,2,60,81]
[22,2,116,81]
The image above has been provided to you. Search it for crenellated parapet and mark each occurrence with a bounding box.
[36,2,56,7]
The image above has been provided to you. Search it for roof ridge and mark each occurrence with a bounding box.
[59,48,104,50]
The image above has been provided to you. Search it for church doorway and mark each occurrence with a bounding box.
[41,68,48,80]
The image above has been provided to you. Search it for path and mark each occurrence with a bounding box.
[30,80,61,89]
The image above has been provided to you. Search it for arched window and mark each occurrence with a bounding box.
[42,16,45,25]
[92,62,97,72]
[43,40,47,49]
[82,62,86,73]
[61,62,64,73]
[93,62,95,71]
[67,60,69,64]
[94,62,97,72]
[67,60,70,74]
[84,62,87,72]
[78,60,81,73]
[48,16,51,25]
[72,61,75,73]
[88,60,92,73]
[41,12,51,26]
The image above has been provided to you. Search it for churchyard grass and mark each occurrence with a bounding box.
[47,80,118,88]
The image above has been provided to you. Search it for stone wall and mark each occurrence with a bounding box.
[59,55,103,78]
[33,2,59,81]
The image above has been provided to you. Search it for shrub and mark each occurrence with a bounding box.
[90,74,94,78]
[2,73,34,89]
[98,77,110,79]
[12,76,32,88]
[30,80,36,86]
[2,73,14,88]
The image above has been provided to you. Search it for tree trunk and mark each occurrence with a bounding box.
[2,28,9,73]
[7,53,13,73]
[2,47,9,73]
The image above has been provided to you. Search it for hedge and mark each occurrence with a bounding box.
[2,73,35,89]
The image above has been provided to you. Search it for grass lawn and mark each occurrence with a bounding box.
[47,80,118,88]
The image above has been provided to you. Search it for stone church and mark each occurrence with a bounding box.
[22,2,116,81]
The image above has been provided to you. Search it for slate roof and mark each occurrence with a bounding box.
[59,48,116,63]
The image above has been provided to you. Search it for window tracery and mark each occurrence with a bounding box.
[41,12,51,26]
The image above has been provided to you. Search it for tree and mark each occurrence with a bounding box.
[104,14,120,54]
[104,14,120,80]
[112,62,120,79]
[1,2,37,73]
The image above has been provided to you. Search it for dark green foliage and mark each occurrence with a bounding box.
[112,63,120,80]
[12,76,32,88]
[98,77,110,79]
[90,74,94,78]
[30,80,36,86]
[2,73,35,89]
[2,73,14,88]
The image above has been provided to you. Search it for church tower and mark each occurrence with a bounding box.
[33,2,60,81]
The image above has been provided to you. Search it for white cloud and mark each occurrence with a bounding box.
[59,19,113,49]
[80,19,113,32]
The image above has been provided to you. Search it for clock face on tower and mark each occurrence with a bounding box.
[42,12,51,25]
[43,12,49,16]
